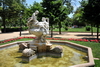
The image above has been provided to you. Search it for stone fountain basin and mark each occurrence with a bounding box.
[0,40,95,67]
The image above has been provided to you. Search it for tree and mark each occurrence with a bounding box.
[41,0,59,37]
[73,7,86,27]
[41,0,73,37]
[82,0,100,39]
[0,0,26,32]
[26,1,43,21]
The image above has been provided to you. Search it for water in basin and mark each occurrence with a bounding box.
[0,44,88,67]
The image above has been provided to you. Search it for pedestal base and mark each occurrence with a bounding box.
[29,40,52,53]
[22,54,37,62]
[22,52,63,62]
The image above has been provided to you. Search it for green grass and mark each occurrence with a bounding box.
[68,27,87,32]
[53,28,66,32]
[94,60,100,67]
[53,27,100,32]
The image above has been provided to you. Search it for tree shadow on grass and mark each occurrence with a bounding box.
[76,34,98,36]
[0,32,14,34]
[82,38,100,40]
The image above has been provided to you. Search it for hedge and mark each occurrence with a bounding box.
[1,27,28,33]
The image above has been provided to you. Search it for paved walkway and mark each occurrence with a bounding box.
[0,31,98,41]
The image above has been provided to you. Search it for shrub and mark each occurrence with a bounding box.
[1,27,28,33]
[64,27,68,30]
[86,26,90,31]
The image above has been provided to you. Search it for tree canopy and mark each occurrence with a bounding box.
[82,0,100,24]
[0,0,26,32]
[82,0,100,39]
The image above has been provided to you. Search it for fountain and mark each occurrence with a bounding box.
[21,10,63,62]
[0,10,95,67]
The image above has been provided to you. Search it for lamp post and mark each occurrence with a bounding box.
[19,11,23,36]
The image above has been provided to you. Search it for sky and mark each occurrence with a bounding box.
[26,0,82,18]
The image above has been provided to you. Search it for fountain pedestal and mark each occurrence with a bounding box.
[29,39,52,53]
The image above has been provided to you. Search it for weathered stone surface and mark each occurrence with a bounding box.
[22,54,37,62]
[19,42,29,52]
[27,10,49,44]
[51,46,63,53]
[27,10,53,53]
[30,45,37,51]
[22,48,35,57]
[46,44,52,52]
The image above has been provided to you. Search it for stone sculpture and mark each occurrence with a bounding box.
[21,10,63,62]
[18,42,29,52]
[51,46,63,53]
[27,10,51,52]
[22,48,35,57]
[27,10,49,43]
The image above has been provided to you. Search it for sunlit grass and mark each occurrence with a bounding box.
[94,60,100,67]
[53,27,100,32]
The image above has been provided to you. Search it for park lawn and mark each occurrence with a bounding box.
[94,60,100,67]
[68,27,87,32]
[53,27,100,32]
[53,28,66,32]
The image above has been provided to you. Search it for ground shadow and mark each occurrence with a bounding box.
[82,38,100,40]
[76,34,99,36]
[21,33,30,35]
[76,34,100,40]
[0,32,14,34]
[49,32,69,35]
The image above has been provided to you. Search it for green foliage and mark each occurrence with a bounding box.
[1,27,28,33]
[25,1,43,21]
[41,0,72,25]
[0,0,26,32]
[73,6,85,26]
[41,0,73,35]
[53,27,100,32]
[53,28,66,32]
[82,0,100,39]
[82,0,100,24]
[64,27,68,30]
[86,26,91,31]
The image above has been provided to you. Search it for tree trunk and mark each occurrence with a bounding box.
[97,24,99,40]
[58,21,61,34]
[2,14,6,33]
[91,24,93,36]
[2,2,6,33]
[50,25,53,38]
